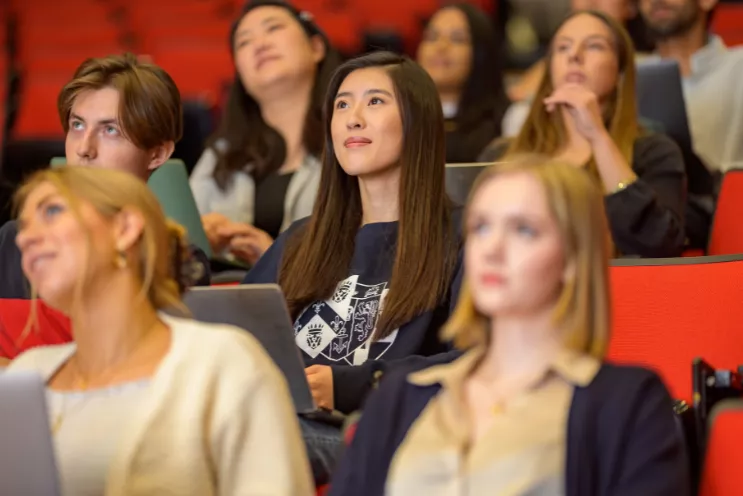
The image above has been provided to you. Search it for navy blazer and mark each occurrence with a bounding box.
[329,363,690,496]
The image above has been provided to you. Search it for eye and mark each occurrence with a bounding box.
[368,97,384,106]
[515,221,538,238]
[42,203,65,221]
[468,219,490,237]
[70,120,83,131]
[267,23,284,33]
[587,41,607,51]
[335,100,348,110]
[235,39,250,49]
[104,125,120,136]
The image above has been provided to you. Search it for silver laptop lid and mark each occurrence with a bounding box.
[0,371,61,496]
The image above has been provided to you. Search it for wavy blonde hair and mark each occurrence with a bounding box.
[14,167,190,324]
[442,155,612,359]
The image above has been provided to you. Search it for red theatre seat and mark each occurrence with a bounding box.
[699,399,743,496]
[708,169,743,256]
[607,255,743,402]
[0,299,72,360]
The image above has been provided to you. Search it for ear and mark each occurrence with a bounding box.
[699,0,718,14]
[112,207,146,254]
[147,141,176,172]
[309,35,326,65]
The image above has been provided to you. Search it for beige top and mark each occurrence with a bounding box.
[8,314,314,496]
[386,347,600,496]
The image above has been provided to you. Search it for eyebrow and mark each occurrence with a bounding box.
[554,34,612,44]
[235,16,282,37]
[69,112,118,127]
[335,88,394,100]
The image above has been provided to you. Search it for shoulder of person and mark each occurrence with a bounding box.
[584,362,671,404]
[164,315,277,379]
[7,343,75,374]
[0,220,18,241]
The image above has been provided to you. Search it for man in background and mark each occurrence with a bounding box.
[640,0,743,173]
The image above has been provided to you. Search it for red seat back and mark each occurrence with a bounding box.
[0,299,72,360]
[699,400,743,496]
[607,256,743,401]
[708,169,743,256]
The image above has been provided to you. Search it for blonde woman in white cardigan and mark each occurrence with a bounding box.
[7,166,313,496]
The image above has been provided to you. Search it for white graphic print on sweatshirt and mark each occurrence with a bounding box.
[294,275,399,365]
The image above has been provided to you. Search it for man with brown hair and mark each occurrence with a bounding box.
[0,53,205,362]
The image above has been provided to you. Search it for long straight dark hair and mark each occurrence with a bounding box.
[279,51,459,340]
[207,0,341,190]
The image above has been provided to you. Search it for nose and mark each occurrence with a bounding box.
[15,219,43,256]
[568,44,584,64]
[76,129,97,161]
[481,226,506,261]
[345,102,366,130]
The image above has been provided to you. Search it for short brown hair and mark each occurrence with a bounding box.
[58,53,183,150]
[442,155,612,359]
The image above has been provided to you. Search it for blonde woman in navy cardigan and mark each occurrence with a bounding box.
[329,156,689,496]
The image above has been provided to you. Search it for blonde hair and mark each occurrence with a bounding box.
[14,167,190,315]
[507,10,638,181]
[442,154,612,359]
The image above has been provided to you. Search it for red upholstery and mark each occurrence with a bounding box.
[699,399,743,496]
[607,256,743,401]
[11,77,68,139]
[0,299,72,360]
[708,169,743,256]
[712,4,743,46]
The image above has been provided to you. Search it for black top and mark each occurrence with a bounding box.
[329,361,690,496]
[478,133,688,258]
[243,211,464,414]
[253,171,294,239]
[445,104,508,164]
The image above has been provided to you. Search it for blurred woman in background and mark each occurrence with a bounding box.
[330,156,689,496]
[8,167,312,495]
[417,3,511,163]
[190,0,340,265]
[481,10,686,258]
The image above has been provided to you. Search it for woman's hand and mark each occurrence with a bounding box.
[544,83,609,143]
[201,213,233,252]
[305,365,334,411]
[221,223,274,266]
[0,357,10,368]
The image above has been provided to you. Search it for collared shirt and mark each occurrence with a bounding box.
[385,347,600,496]
[647,36,743,172]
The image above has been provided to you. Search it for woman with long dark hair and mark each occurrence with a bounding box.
[245,51,463,482]
[417,3,511,163]
[190,0,341,264]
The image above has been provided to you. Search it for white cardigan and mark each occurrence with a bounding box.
[190,141,321,232]
[8,315,313,496]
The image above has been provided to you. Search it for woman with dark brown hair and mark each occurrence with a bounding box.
[244,51,463,482]
[481,10,686,258]
[190,0,341,265]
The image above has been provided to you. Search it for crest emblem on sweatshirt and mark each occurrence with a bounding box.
[295,275,399,365]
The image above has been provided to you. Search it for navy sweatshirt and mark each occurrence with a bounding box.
[243,213,464,414]
[329,363,691,496]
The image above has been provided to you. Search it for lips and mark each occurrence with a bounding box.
[565,71,586,83]
[344,137,372,148]
[255,54,280,70]
[480,273,505,287]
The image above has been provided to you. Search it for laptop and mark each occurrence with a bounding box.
[181,284,344,424]
[636,59,714,195]
[0,371,61,495]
